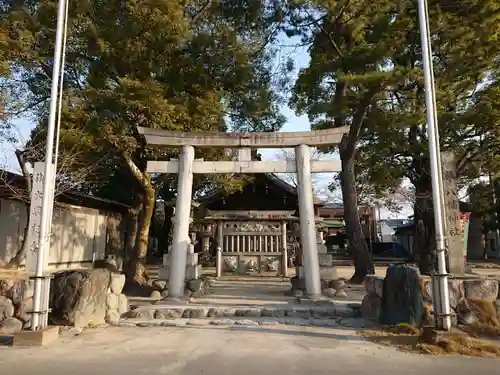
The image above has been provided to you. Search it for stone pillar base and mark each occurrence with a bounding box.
[298,266,338,280]
[159,243,202,283]
[318,253,333,266]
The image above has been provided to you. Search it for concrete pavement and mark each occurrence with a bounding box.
[0,325,498,375]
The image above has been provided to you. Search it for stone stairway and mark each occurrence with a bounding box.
[117,276,366,329]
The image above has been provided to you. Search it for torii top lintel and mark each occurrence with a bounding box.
[137,126,350,148]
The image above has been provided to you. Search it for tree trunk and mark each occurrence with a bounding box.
[158,203,173,256]
[123,208,140,281]
[131,181,155,285]
[7,203,31,268]
[124,156,156,285]
[412,160,436,275]
[7,150,32,268]
[104,213,126,269]
[441,152,465,274]
[340,155,374,283]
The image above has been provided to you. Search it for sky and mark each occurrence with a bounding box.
[1,117,32,173]
[0,34,412,220]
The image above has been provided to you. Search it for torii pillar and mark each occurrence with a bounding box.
[168,145,195,298]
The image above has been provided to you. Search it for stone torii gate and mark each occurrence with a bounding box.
[139,126,349,299]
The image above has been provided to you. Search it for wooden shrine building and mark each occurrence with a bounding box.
[195,174,326,275]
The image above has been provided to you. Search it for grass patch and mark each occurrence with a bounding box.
[457,299,500,340]
[418,332,500,358]
[460,322,500,340]
[361,323,500,358]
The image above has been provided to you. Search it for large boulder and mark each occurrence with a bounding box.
[0,317,23,334]
[463,279,499,302]
[0,278,33,304]
[360,294,381,320]
[0,296,15,320]
[0,279,15,296]
[110,273,126,295]
[15,297,33,325]
[379,265,426,327]
[49,269,111,327]
[364,275,384,298]
[420,277,465,310]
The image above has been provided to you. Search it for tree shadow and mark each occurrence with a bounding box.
[0,199,26,263]
[49,205,105,268]
[0,197,118,269]
[186,324,365,342]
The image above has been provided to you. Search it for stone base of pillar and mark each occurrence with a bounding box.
[316,230,332,266]
[318,253,333,266]
[298,266,338,281]
[317,242,328,253]
[164,253,198,267]
[159,243,202,283]
[185,264,202,279]
[159,264,201,281]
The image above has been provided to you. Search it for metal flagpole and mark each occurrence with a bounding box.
[422,0,450,324]
[30,0,68,331]
[416,0,452,331]
[54,0,69,168]
[39,0,70,328]
[423,0,447,239]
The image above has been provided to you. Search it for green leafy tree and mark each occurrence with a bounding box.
[4,0,286,284]
[287,0,420,282]
[287,0,499,277]
[3,0,285,284]
[355,1,500,273]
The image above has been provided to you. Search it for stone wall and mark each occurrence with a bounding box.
[50,269,129,327]
[0,273,33,334]
[362,268,500,328]
[0,269,130,334]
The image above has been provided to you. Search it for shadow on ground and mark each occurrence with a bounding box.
[225,325,363,341]
[0,335,12,346]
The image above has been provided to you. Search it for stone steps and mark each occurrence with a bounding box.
[121,303,360,325]
[112,315,372,329]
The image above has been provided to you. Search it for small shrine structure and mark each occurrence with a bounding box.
[196,173,327,277]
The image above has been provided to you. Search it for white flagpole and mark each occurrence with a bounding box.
[417,0,452,331]
[31,0,68,330]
